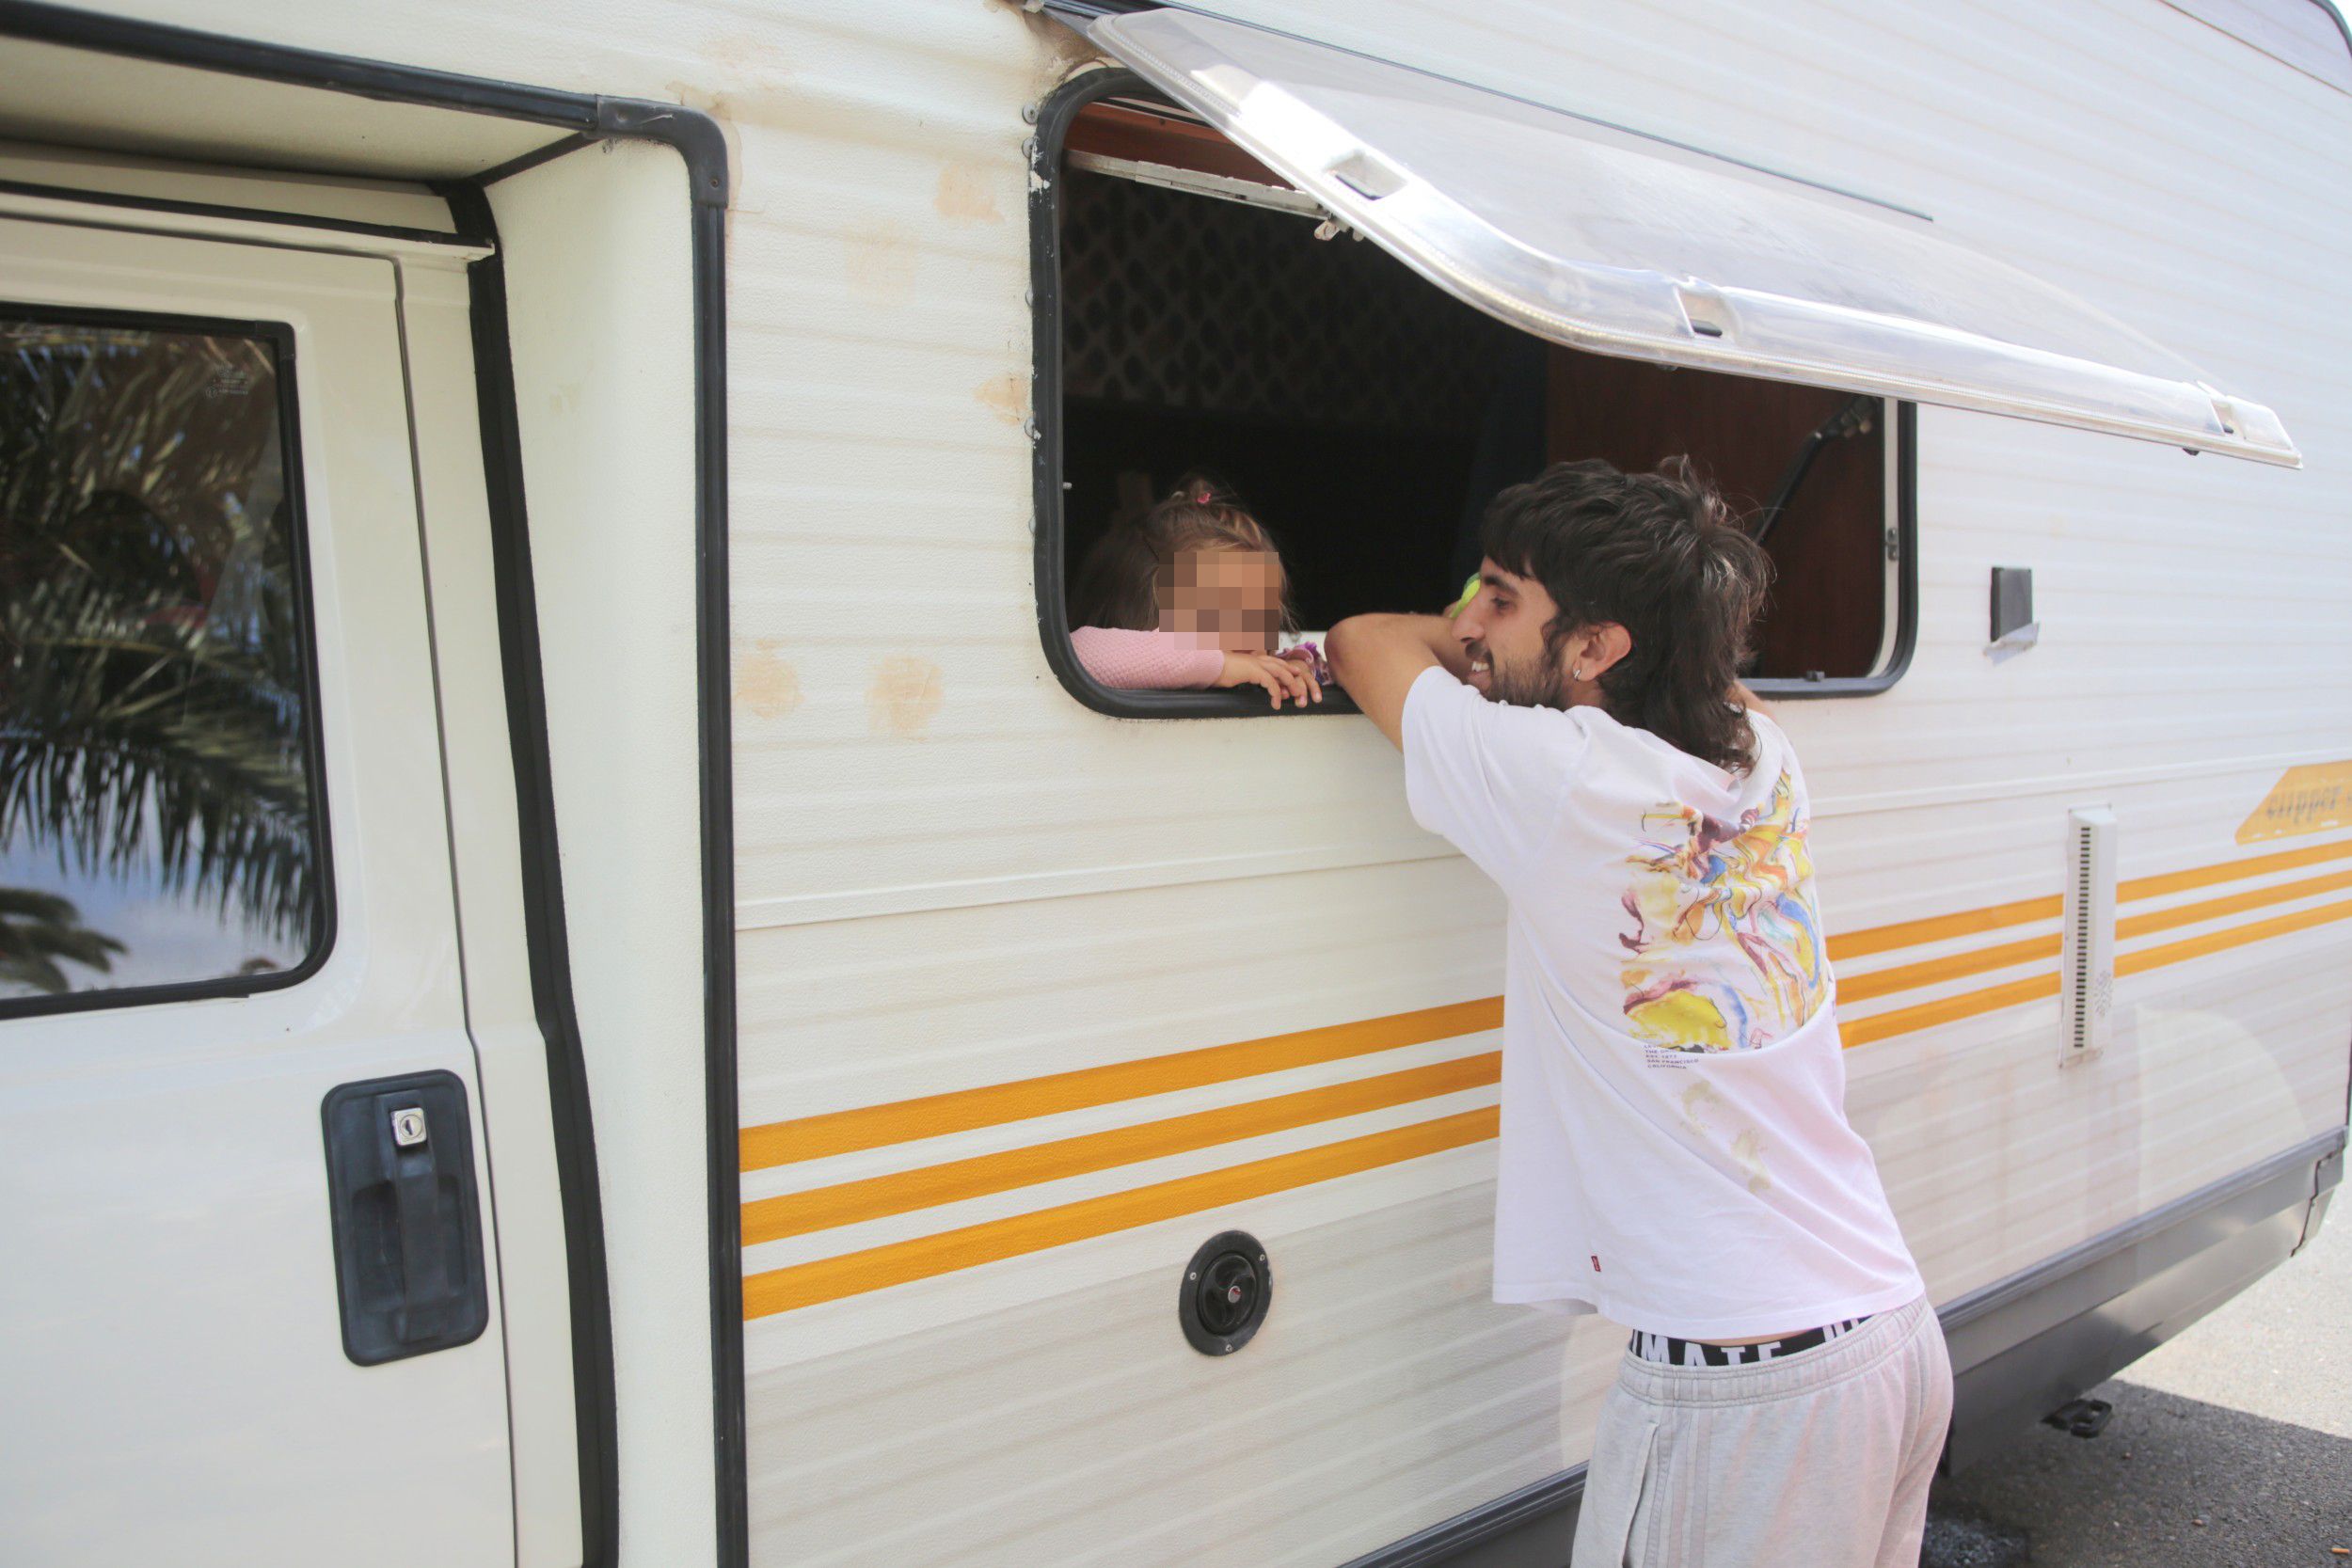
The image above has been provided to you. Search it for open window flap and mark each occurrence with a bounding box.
[1079,8,2300,468]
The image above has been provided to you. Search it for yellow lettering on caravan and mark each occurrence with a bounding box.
[2236,760,2352,845]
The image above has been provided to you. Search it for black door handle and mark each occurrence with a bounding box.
[321,1071,489,1365]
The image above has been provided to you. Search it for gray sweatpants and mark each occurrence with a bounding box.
[1571,1293,1953,1568]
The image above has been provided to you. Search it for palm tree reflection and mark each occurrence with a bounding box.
[1,319,320,998]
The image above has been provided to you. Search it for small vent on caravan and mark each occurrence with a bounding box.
[2060,806,2118,1066]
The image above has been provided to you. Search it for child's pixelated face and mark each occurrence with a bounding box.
[1158,546,1284,652]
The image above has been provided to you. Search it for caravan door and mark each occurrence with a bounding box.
[0,215,521,1564]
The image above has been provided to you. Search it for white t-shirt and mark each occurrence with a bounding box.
[1402,666,1924,1338]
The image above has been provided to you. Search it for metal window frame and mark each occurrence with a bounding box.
[0,302,340,1021]
[1029,69,1917,719]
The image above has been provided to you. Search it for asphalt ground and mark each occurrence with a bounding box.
[1923,1194,2352,1567]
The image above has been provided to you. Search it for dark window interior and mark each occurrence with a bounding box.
[1053,96,1899,698]
[1060,161,1530,630]
[1544,348,1888,681]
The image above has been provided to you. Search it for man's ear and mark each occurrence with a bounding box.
[1583,624,1633,677]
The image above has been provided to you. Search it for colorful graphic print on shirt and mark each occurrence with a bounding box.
[1617,770,1825,1053]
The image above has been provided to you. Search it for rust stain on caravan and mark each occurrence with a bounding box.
[702,32,795,79]
[868,655,945,736]
[1023,11,1102,86]
[675,32,796,130]
[975,373,1026,424]
[844,220,919,307]
[935,164,1005,224]
[734,640,803,720]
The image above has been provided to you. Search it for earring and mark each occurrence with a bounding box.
[1572,666,1584,681]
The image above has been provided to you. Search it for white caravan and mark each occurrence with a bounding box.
[0,1,2345,1565]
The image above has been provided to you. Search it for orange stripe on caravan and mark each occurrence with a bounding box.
[2116,866,2352,940]
[1837,888,2352,1047]
[734,875,2352,1314]
[740,1107,1500,1318]
[736,837,2352,1170]
[2116,896,2352,975]
[742,1053,1501,1244]
[1840,972,2063,1048]
[1822,836,2352,962]
[1835,932,2061,1004]
[2118,835,2352,902]
[1827,895,2061,962]
[739,998,1502,1170]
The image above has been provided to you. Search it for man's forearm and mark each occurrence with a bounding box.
[1332,613,1471,674]
[1327,612,1470,748]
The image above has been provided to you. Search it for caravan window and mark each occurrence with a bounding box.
[1034,90,1914,719]
[0,310,329,1012]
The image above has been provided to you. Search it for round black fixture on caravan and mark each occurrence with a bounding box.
[1178,1230,1271,1355]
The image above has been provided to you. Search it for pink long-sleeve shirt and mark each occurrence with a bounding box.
[1070,626,1225,689]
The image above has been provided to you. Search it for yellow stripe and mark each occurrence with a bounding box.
[740,997,1502,1171]
[742,1053,1501,1244]
[738,880,2352,1314]
[2116,896,2352,975]
[1836,932,2060,1004]
[1828,895,2061,962]
[2118,835,2352,902]
[740,1107,1500,1318]
[1840,972,2063,1047]
[2116,866,2352,941]
[1839,889,2352,1046]
[738,837,2352,1170]
[1821,837,2352,962]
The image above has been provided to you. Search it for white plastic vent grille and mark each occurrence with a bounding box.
[2060,806,2118,1066]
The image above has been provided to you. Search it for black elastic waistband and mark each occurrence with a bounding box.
[1628,1314,1875,1369]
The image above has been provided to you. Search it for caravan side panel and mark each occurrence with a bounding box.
[723,3,2352,1563]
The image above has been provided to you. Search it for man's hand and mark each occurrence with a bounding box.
[1327,613,1468,748]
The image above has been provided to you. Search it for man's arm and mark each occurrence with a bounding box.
[1327,613,1471,748]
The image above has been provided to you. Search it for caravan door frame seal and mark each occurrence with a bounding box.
[0,4,744,1565]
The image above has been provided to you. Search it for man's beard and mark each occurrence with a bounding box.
[1483,642,1570,710]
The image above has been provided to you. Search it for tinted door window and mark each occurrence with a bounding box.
[1,310,326,1006]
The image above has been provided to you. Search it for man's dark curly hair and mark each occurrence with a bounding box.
[1480,456,1772,774]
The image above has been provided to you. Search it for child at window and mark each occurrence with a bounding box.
[1068,476,1325,708]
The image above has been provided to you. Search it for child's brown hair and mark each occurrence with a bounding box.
[1070,472,1296,636]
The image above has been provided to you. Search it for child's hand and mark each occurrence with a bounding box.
[1217,650,1322,708]
[1278,639,1332,687]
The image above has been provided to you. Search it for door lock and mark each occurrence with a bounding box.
[321,1072,488,1366]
